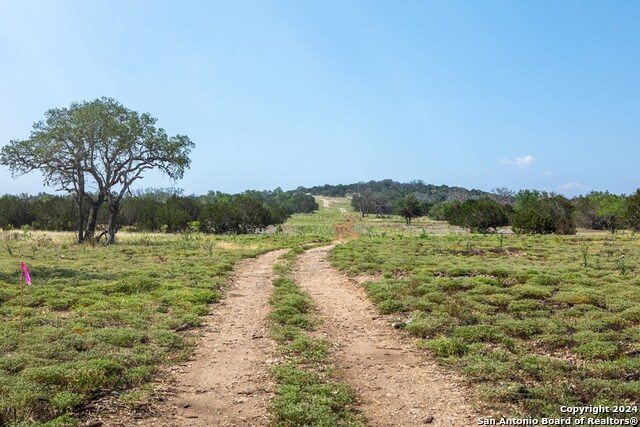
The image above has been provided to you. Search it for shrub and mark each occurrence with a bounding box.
[512,191,575,235]
[575,341,620,360]
[445,198,511,233]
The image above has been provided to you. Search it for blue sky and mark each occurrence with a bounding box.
[1,1,638,197]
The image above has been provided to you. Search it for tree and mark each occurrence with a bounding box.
[573,195,604,229]
[0,98,194,244]
[626,189,640,232]
[351,186,376,218]
[491,187,516,205]
[395,194,422,225]
[80,98,193,244]
[428,199,460,221]
[1,106,95,242]
[445,197,510,233]
[587,191,627,233]
[512,191,575,235]
[198,194,271,234]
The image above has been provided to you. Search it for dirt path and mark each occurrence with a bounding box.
[130,249,287,427]
[335,215,359,241]
[293,245,481,427]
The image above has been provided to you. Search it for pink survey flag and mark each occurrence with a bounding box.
[21,262,31,286]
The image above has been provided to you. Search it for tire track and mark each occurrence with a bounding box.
[293,245,481,427]
[132,249,287,427]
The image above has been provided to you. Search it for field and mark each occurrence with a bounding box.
[1,197,639,425]
[330,221,640,417]
[0,231,328,426]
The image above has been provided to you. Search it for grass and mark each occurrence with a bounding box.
[0,230,329,426]
[330,231,640,418]
[284,196,357,240]
[5,198,638,424]
[268,249,364,427]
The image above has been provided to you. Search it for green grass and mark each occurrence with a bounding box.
[268,249,364,427]
[283,197,351,238]
[0,230,328,426]
[330,232,640,418]
[5,199,638,424]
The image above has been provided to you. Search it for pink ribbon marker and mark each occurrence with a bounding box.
[21,262,31,286]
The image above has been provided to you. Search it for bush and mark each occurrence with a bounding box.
[512,191,575,235]
[444,198,511,233]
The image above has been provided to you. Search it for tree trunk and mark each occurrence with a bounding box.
[106,199,120,245]
[85,193,105,240]
[76,173,85,243]
[76,195,85,243]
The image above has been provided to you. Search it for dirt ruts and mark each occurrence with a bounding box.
[90,245,483,426]
[293,245,482,426]
[127,249,286,427]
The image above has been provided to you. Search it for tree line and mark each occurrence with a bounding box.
[439,190,640,234]
[0,188,318,235]
[346,181,640,234]
[1,96,635,239]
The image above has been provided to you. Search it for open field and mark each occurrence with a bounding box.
[283,196,355,238]
[330,231,640,418]
[284,196,640,419]
[0,230,329,426]
[2,197,639,426]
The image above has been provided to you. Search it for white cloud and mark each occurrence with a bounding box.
[499,154,536,169]
[557,182,590,192]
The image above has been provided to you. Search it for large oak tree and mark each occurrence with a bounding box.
[0,97,194,243]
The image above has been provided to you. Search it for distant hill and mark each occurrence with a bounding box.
[294,179,494,203]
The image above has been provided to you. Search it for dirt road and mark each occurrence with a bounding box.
[294,245,481,426]
[91,245,482,427]
[132,249,286,427]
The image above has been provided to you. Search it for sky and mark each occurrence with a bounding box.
[1,1,639,197]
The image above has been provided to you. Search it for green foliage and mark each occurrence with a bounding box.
[512,191,576,235]
[198,195,272,234]
[271,365,361,427]
[425,337,469,357]
[300,179,491,201]
[581,244,589,268]
[577,192,628,233]
[0,194,76,232]
[394,194,423,225]
[0,98,195,244]
[625,189,640,231]
[444,197,510,233]
[0,189,319,235]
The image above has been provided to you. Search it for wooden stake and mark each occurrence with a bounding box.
[19,269,23,348]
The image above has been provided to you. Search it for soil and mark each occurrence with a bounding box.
[86,249,286,427]
[293,245,483,427]
[336,215,359,241]
[82,245,485,427]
